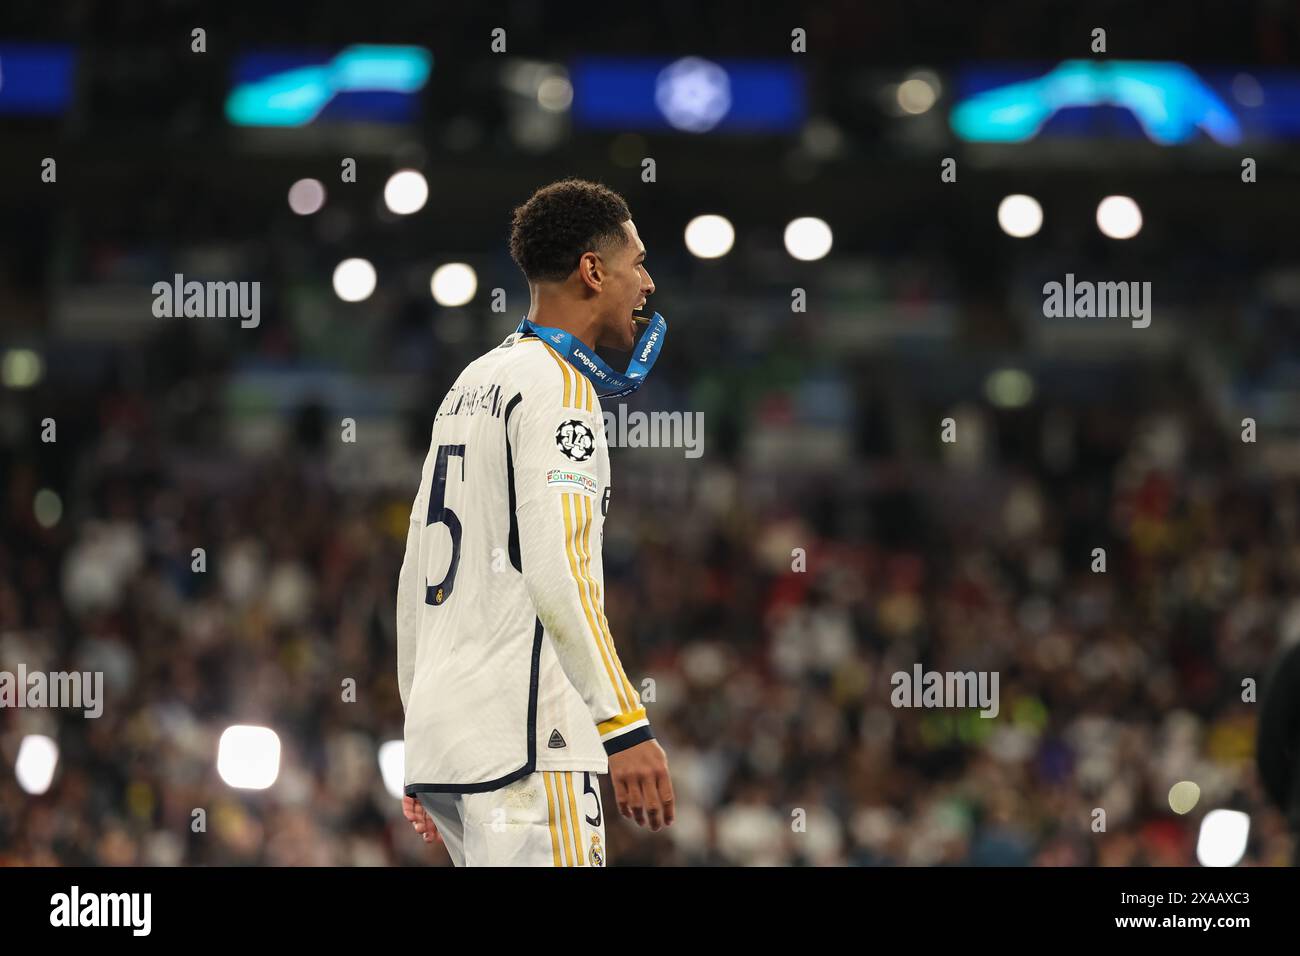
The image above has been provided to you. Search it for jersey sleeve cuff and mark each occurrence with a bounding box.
[602,724,655,755]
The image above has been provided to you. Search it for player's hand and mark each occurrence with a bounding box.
[608,738,674,832]
[402,795,443,845]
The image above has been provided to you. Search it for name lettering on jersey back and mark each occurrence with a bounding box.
[436,382,505,421]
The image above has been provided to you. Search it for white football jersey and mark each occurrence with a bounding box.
[397,328,652,794]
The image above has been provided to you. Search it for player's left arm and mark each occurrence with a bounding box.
[395,518,419,712]
[401,795,442,845]
[396,432,444,711]
[396,476,431,843]
[509,366,652,753]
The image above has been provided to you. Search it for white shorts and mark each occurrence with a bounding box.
[418,770,607,867]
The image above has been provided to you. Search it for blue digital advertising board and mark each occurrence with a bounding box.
[570,56,804,134]
[0,44,77,115]
[226,45,433,127]
[951,60,1300,145]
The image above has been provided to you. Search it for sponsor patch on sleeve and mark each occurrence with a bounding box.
[546,468,598,495]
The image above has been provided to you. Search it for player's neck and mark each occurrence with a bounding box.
[525,296,600,351]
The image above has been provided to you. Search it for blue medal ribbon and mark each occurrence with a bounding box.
[516,311,667,399]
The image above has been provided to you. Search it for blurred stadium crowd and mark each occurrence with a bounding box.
[2,232,1297,865]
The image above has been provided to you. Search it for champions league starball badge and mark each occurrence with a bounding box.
[556,420,596,462]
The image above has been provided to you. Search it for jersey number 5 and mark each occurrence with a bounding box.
[425,443,466,606]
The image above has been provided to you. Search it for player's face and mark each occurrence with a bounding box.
[596,219,654,352]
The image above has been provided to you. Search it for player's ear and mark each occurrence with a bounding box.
[578,252,602,291]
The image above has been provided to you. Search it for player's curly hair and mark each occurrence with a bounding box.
[509,179,631,283]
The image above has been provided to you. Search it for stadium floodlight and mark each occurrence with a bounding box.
[431,263,477,307]
[333,258,377,302]
[1231,73,1264,108]
[1168,780,1201,815]
[378,740,404,799]
[33,489,62,528]
[15,734,58,795]
[217,725,281,791]
[684,215,735,259]
[287,178,326,216]
[984,369,1034,408]
[537,75,573,112]
[384,170,429,215]
[1,349,43,389]
[897,76,938,114]
[1196,809,1250,867]
[997,194,1043,238]
[783,216,833,261]
[1096,195,1142,239]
